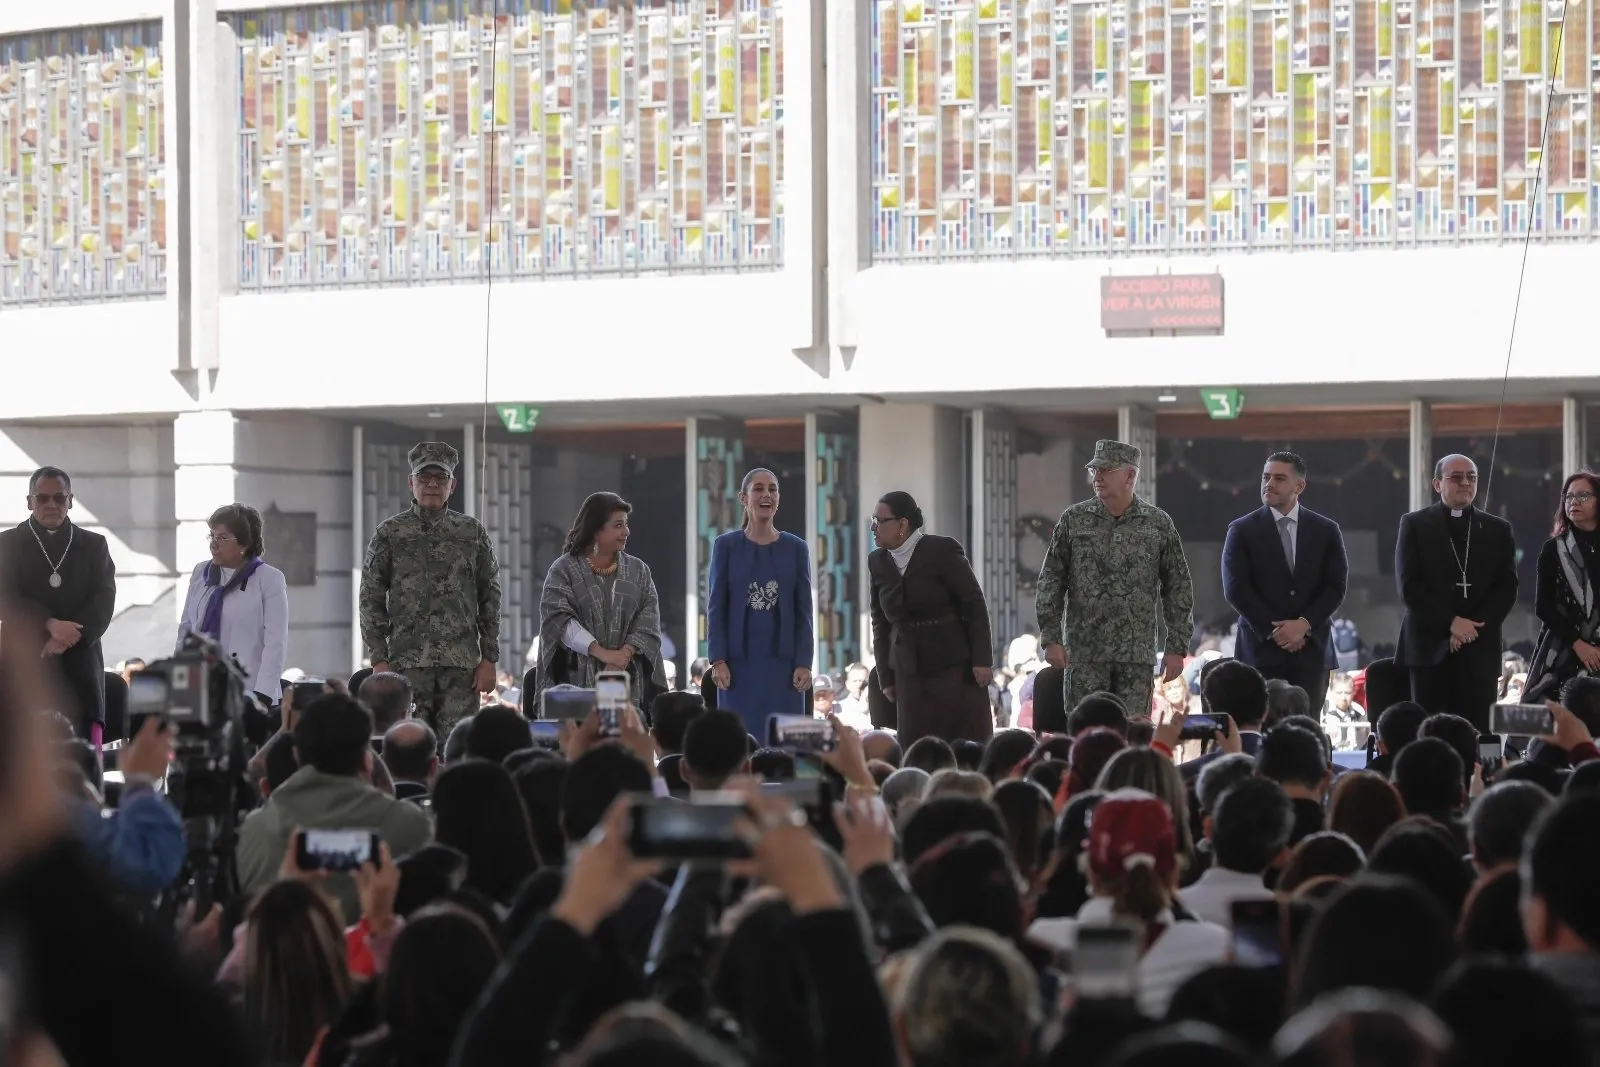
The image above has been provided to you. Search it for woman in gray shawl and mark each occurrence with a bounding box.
[535,491,668,715]
[1527,471,1600,698]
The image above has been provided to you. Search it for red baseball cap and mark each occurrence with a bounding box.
[1087,788,1177,882]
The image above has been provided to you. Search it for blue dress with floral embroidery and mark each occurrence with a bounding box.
[719,539,805,738]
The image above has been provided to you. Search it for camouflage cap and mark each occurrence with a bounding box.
[408,441,460,477]
[1085,439,1142,470]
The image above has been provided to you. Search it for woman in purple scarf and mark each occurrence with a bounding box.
[176,504,289,707]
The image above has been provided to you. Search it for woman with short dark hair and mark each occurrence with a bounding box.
[177,503,289,706]
[533,492,667,714]
[867,491,994,746]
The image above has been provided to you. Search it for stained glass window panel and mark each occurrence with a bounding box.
[869,0,1600,258]
[0,24,166,306]
[232,0,782,290]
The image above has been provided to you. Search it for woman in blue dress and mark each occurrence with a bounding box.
[707,468,815,738]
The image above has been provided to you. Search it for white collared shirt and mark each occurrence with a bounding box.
[1177,865,1276,927]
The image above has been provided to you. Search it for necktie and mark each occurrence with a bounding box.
[1279,515,1296,570]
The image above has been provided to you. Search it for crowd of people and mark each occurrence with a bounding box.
[4,437,1600,1066]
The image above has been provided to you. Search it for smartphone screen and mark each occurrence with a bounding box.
[1230,899,1284,967]
[627,795,752,861]
[1489,703,1555,737]
[767,713,837,753]
[529,720,562,741]
[541,686,598,721]
[1478,735,1504,766]
[596,673,629,708]
[1073,925,1139,1000]
[1178,714,1219,742]
[298,828,379,872]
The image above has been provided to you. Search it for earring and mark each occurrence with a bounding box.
[589,542,597,556]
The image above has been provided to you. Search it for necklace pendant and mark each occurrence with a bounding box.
[48,572,62,588]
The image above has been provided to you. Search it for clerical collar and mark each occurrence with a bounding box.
[1448,507,1470,518]
[29,517,69,537]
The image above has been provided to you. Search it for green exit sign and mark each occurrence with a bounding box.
[497,404,540,433]
[1200,389,1245,420]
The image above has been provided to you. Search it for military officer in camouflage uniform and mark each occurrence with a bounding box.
[1036,439,1195,720]
[360,442,501,743]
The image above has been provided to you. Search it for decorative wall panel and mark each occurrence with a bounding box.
[232,0,784,290]
[693,424,744,658]
[480,442,562,672]
[871,0,1599,258]
[979,422,1018,661]
[0,24,166,306]
[814,428,859,677]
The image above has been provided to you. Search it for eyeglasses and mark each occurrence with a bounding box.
[31,493,69,505]
[207,533,237,545]
[870,515,904,527]
[1565,492,1596,505]
[414,473,450,487]
[1442,473,1478,484]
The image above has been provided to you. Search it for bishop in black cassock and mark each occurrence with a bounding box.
[0,468,117,736]
[1394,454,1518,733]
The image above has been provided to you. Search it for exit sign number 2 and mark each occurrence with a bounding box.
[498,404,539,433]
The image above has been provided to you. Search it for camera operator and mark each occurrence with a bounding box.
[64,715,184,896]
[176,504,288,709]
[235,692,431,922]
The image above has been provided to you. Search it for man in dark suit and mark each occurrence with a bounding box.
[1395,454,1519,732]
[1221,452,1349,714]
[868,490,994,746]
[0,466,117,740]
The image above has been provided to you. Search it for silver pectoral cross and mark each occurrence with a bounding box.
[1456,577,1472,597]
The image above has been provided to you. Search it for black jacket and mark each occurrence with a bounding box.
[1223,505,1350,671]
[868,534,993,688]
[1394,503,1518,674]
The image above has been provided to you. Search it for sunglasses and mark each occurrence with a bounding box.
[31,493,70,506]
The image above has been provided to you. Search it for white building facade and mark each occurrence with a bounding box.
[2,0,1597,679]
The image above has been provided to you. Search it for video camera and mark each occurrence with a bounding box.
[133,634,268,916]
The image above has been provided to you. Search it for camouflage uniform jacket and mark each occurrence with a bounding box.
[360,503,501,669]
[1035,495,1195,664]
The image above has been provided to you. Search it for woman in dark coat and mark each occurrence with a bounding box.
[1526,470,1600,698]
[866,491,994,746]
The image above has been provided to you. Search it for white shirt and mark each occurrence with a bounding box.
[1029,897,1230,1019]
[1273,502,1302,568]
[177,560,290,700]
[890,529,924,573]
[1176,866,1275,928]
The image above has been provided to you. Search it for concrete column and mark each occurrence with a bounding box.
[461,422,477,517]
[169,0,223,375]
[1118,405,1159,505]
[1409,400,1434,511]
[351,424,365,674]
[824,0,871,360]
[1563,397,1588,476]
[856,403,964,661]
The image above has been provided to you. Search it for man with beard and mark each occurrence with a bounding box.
[1221,451,1349,713]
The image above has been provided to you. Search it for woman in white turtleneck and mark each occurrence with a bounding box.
[176,504,289,707]
[866,491,996,747]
